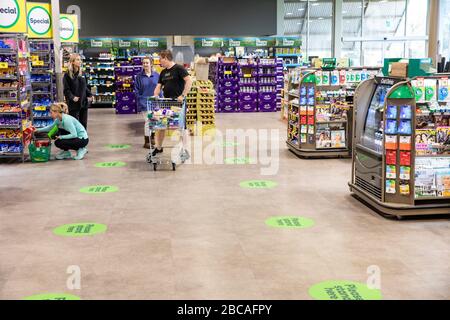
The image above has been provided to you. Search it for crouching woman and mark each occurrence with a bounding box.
[35,102,89,160]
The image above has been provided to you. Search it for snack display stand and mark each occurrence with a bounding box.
[349,76,449,217]
[29,39,55,129]
[0,34,32,162]
[287,67,379,158]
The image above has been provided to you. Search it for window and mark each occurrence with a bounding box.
[439,0,450,59]
[283,0,332,61]
[341,0,428,66]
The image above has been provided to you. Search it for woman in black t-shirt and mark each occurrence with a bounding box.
[153,50,192,157]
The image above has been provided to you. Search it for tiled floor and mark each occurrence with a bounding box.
[0,109,449,299]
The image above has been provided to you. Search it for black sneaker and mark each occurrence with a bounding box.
[151,148,163,157]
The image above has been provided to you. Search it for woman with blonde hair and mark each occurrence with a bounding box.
[35,102,89,160]
[63,53,92,130]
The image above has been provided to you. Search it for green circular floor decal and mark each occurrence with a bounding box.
[219,141,240,147]
[24,293,81,300]
[95,161,126,168]
[240,180,278,189]
[225,157,253,164]
[265,216,315,229]
[53,222,107,237]
[106,144,131,150]
[79,185,119,194]
[309,280,382,300]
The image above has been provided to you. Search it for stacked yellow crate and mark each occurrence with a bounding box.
[196,85,216,135]
[186,86,198,135]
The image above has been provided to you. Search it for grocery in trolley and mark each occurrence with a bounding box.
[145,97,190,171]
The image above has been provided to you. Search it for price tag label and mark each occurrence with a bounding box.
[224,71,232,75]
[32,61,44,66]
[123,84,131,88]
[31,55,39,62]
[244,74,251,78]
[34,106,47,111]
[0,62,8,69]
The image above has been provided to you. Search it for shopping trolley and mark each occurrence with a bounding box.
[145,97,190,171]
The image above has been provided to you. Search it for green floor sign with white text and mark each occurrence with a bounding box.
[53,222,107,237]
[24,293,81,300]
[265,216,315,229]
[79,185,119,194]
[240,180,278,189]
[95,161,126,168]
[106,144,131,150]
[309,280,382,300]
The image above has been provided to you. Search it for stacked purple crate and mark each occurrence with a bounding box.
[276,58,284,111]
[216,58,239,113]
[114,58,143,114]
[237,59,258,112]
[258,58,278,112]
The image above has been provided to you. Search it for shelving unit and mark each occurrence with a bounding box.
[349,76,449,217]
[258,58,278,112]
[237,58,258,112]
[216,57,239,112]
[29,39,55,129]
[287,67,380,158]
[0,34,32,162]
[114,57,142,114]
[85,53,116,106]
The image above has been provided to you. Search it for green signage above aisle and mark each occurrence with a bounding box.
[80,38,113,49]
[265,216,315,229]
[53,222,107,237]
[194,38,225,48]
[137,38,167,49]
[194,37,300,48]
[80,38,167,49]
[24,293,81,300]
[309,280,383,300]
[275,37,302,47]
[112,38,140,48]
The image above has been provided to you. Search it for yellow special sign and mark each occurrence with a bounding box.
[26,2,52,38]
[60,14,78,43]
[0,0,27,33]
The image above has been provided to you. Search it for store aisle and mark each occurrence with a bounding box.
[0,109,449,300]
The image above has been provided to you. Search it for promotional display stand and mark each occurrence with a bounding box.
[287,67,379,158]
[114,57,142,114]
[349,76,449,217]
[0,34,32,162]
[29,39,55,128]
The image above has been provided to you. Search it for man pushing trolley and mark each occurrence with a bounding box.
[147,50,192,170]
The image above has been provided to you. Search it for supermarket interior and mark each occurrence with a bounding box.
[0,0,449,301]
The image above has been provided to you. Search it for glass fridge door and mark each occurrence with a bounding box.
[361,84,391,154]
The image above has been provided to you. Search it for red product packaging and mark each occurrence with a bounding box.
[386,150,397,165]
[308,116,315,125]
[301,116,307,124]
[400,151,411,166]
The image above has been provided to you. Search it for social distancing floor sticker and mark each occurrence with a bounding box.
[95,161,127,168]
[79,185,119,194]
[53,222,107,237]
[309,280,383,300]
[106,144,131,150]
[265,216,315,229]
[24,293,81,300]
[240,180,278,189]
